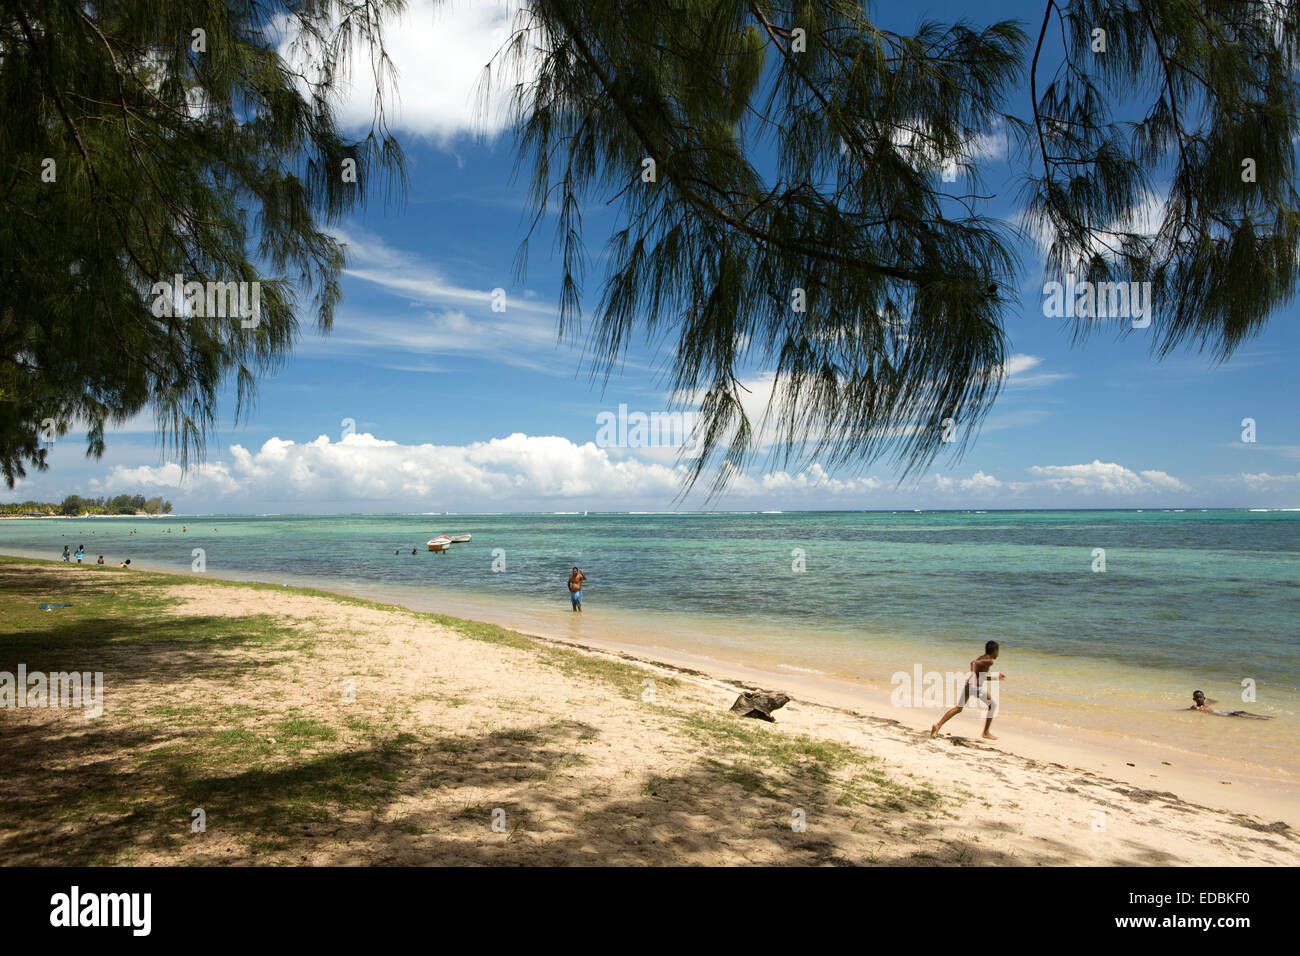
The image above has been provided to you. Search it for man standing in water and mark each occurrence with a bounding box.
[568,567,586,612]
[931,640,1006,740]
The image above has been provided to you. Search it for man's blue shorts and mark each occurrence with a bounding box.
[570,589,582,608]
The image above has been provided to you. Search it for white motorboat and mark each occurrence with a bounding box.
[427,536,452,552]
[449,533,471,543]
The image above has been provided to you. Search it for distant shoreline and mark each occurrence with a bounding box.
[0,514,163,519]
[2,507,1298,517]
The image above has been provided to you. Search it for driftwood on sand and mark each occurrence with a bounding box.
[730,689,791,722]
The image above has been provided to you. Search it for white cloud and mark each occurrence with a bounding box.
[887,119,1009,177]
[333,227,552,316]
[1003,354,1041,377]
[11,428,1295,510]
[1237,470,1300,488]
[92,430,894,508]
[933,469,1003,494]
[279,0,526,144]
[429,309,473,332]
[91,461,242,497]
[1002,353,1070,389]
[1021,460,1188,495]
[65,430,1223,514]
[97,433,684,507]
[753,463,883,495]
[1219,443,1300,460]
[967,128,1010,163]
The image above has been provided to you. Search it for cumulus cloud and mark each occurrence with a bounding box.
[97,433,684,508]
[1021,460,1188,495]
[752,463,883,495]
[933,470,1003,494]
[279,0,526,144]
[66,429,1219,514]
[887,119,1010,178]
[91,461,242,497]
[101,433,884,508]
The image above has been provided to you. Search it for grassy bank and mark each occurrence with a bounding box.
[0,557,946,865]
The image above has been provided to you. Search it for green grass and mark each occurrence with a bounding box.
[679,711,943,814]
[538,646,681,698]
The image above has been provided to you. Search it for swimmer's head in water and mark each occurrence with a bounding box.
[985,640,999,657]
[1193,690,1206,704]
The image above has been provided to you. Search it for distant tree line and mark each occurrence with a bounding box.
[0,494,172,516]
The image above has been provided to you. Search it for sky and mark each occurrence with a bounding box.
[7,0,1299,513]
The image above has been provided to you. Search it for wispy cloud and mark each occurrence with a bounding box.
[1002,353,1071,389]
[305,227,580,373]
[334,227,553,316]
[1217,443,1300,460]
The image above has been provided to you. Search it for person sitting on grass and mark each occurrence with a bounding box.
[118,559,131,569]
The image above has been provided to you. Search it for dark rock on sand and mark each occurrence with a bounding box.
[730,690,791,722]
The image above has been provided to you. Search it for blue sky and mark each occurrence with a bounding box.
[7,0,1299,512]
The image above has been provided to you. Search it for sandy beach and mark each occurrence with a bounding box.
[0,556,1294,866]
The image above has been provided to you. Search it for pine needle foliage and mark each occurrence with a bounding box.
[0,0,406,486]
[493,0,1300,492]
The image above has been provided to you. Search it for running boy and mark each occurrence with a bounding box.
[931,640,1006,740]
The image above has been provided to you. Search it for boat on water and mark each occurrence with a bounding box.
[427,535,452,553]
[449,533,471,543]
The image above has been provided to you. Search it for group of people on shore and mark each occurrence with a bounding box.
[52,524,217,571]
[61,545,129,568]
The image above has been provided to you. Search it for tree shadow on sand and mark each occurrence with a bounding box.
[1,709,1173,866]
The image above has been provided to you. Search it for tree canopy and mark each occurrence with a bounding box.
[0,0,404,486]
[4,1,1298,495]
[494,0,1300,491]
[0,493,171,515]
